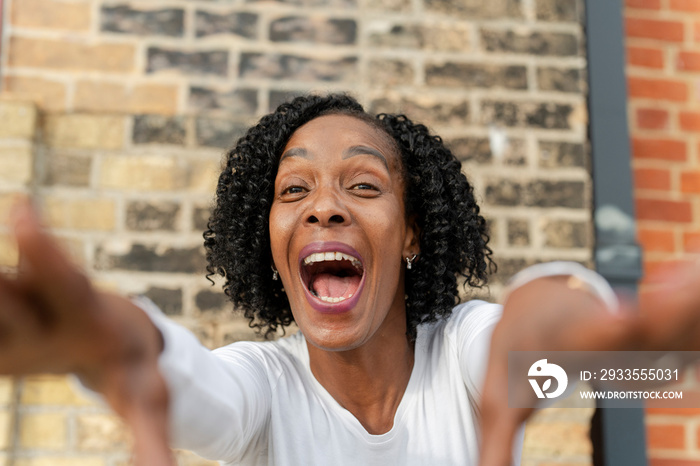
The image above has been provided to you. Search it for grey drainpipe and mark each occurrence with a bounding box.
[585,0,646,465]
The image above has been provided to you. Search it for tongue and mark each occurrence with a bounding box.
[311,273,361,299]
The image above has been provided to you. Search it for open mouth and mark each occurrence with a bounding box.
[300,251,364,304]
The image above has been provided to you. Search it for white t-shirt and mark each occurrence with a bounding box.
[149,299,511,466]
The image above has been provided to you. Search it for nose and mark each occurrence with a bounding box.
[305,186,349,227]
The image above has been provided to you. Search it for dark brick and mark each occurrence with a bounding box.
[189,87,258,116]
[239,53,357,82]
[147,48,229,76]
[425,0,523,19]
[370,97,469,126]
[447,138,492,164]
[367,59,414,86]
[133,115,186,145]
[269,90,307,112]
[527,180,585,208]
[538,141,586,168]
[96,243,205,273]
[144,286,182,316]
[126,201,180,231]
[196,11,258,38]
[196,118,248,149]
[367,23,470,51]
[481,29,580,57]
[270,17,356,45]
[43,154,91,187]
[245,0,357,6]
[507,219,530,246]
[494,257,538,283]
[536,0,584,22]
[101,6,184,37]
[426,63,527,90]
[481,101,573,130]
[544,220,589,248]
[485,179,522,206]
[537,67,584,93]
[193,206,211,231]
[195,289,228,312]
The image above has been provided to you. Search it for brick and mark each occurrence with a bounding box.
[2,76,66,112]
[247,0,357,4]
[367,59,415,86]
[147,48,229,76]
[426,63,527,90]
[189,87,257,116]
[20,412,67,449]
[0,378,13,404]
[0,146,32,185]
[43,154,91,187]
[195,118,248,149]
[536,0,583,22]
[485,179,585,208]
[0,195,16,226]
[684,231,700,251]
[447,138,493,164]
[368,23,471,51]
[196,11,258,38]
[74,82,178,115]
[522,421,591,456]
[126,201,180,231]
[650,460,700,466]
[21,375,92,405]
[670,0,700,11]
[481,29,579,56]
[44,198,116,231]
[538,141,586,168]
[627,47,664,69]
[133,116,186,145]
[543,220,589,248]
[0,410,10,450]
[239,53,357,82]
[0,101,37,139]
[100,155,184,191]
[634,168,671,190]
[625,18,684,42]
[95,243,205,274]
[636,198,693,222]
[681,171,700,193]
[101,6,184,36]
[189,159,221,193]
[365,0,410,11]
[638,228,675,252]
[636,108,668,130]
[680,112,700,131]
[9,37,135,72]
[481,101,574,130]
[193,206,211,231]
[11,0,91,30]
[0,236,18,267]
[647,423,685,449]
[270,17,356,44]
[44,114,124,150]
[507,219,529,246]
[14,459,106,466]
[269,90,306,112]
[677,51,700,71]
[144,287,182,316]
[76,413,129,452]
[370,97,470,126]
[626,0,661,8]
[196,289,228,312]
[425,0,523,18]
[628,77,687,102]
[632,138,686,161]
[537,67,584,93]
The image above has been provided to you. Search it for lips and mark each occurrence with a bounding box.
[298,242,366,313]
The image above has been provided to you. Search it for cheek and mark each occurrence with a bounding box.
[269,206,295,263]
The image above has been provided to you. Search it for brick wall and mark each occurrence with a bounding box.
[0,0,594,464]
[625,0,700,464]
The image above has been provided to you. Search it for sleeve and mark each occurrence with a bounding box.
[135,297,272,462]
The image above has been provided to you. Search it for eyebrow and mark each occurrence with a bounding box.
[279,147,309,163]
[279,145,389,169]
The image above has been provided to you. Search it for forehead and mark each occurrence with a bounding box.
[282,114,401,167]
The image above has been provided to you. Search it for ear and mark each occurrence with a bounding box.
[403,213,421,258]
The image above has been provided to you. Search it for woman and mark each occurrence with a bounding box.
[1,94,698,465]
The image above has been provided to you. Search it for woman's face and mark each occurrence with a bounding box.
[269,114,419,351]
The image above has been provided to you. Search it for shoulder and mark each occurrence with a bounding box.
[442,300,502,345]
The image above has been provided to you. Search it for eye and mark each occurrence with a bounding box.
[282,186,306,195]
[351,183,376,191]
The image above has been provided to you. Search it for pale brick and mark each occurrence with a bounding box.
[0,378,13,404]
[19,412,67,449]
[76,414,129,451]
[0,195,13,227]
[44,198,116,231]
[44,114,124,150]
[74,81,178,115]
[188,159,221,193]
[523,421,592,456]
[14,458,106,466]
[174,450,219,465]
[12,0,91,31]
[3,76,67,112]
[0,101,37,139]
[21,375,93,406]
[100,155,185,191]
[0,146,32,184]
[0,410,12,450]
[9,37,135,73]
[0,236,18,267]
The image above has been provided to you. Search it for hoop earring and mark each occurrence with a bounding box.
[405,254,418,270]
[272,266,279,281]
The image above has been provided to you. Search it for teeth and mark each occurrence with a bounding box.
[317,294,353,303]
[303,251,362,269]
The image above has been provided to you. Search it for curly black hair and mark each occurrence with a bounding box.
[204,94,494,339]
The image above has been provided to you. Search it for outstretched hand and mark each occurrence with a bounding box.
[0,200,173,466]
[478,262,700,466]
